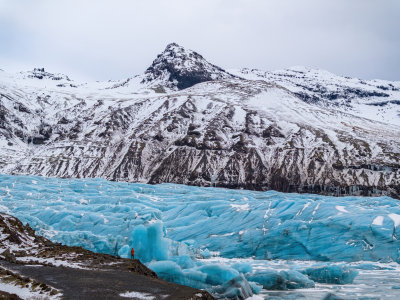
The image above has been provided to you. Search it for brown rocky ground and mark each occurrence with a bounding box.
[0,213,214,299]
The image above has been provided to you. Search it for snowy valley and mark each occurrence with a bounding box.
[0,43,399,199]
[0,43,400,299]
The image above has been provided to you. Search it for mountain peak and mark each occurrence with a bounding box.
[143,43,237,90]
[164,42,183,51]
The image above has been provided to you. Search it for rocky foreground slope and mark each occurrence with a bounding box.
[0,212,213,299]
[0,43,399,198]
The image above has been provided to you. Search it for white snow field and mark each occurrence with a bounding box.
[1,174,400,299]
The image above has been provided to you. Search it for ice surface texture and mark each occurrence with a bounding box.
[1,174,399,263]
[247,269,315,290]
[1,174,400,296]
[300,264,358,284]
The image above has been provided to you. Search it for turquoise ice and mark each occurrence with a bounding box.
[1,174,400,298]
[1,174,399,262]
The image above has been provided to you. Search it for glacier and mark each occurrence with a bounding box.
[1,174,400,298]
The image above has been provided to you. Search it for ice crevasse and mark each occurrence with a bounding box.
[1,174,400,298]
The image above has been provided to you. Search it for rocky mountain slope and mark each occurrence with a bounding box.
[0,43,399,198]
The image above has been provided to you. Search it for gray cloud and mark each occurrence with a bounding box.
[0,0,399,81]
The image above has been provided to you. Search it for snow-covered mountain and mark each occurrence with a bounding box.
[0,43,399,198]
[230,67,400,127]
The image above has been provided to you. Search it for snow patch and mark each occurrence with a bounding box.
[388,213,400,227]
[336,206,349,213]
[120,291,156,299]
[0,280,60,300]
[230,203,250,211]
[372,216,384,226]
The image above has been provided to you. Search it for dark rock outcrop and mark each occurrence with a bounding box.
[143,43,238,90]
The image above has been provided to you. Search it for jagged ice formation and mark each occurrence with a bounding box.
[2,174,400,297]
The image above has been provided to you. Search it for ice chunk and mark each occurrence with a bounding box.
[247,269,315,290]
[198,264,240,285]
[148,260,211,290]
[232,262,252,274]
[248,281,262,294]
[392,286,400,290]
[301,264,358,284]
[201,248,211,259]
[118,245,131,258]
[213,274,253,300]
[170,255,196,269]
[279,270,315,289]
[181,269,209,290]
[131,222,169,263]
[147,260,184,283]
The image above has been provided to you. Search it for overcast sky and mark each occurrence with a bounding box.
[0,0,399,81]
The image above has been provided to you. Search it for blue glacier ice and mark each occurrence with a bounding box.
[247,269,315,290]
[1,174,399,263]
[300,264,358,284]
[212,274,253,299]
[232,262,253,274]
[1,174,400,297]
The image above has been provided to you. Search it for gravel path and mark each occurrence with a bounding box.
[0,261,213,300]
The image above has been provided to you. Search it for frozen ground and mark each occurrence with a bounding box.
[0,280,60,300]
[1,174,400,299]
